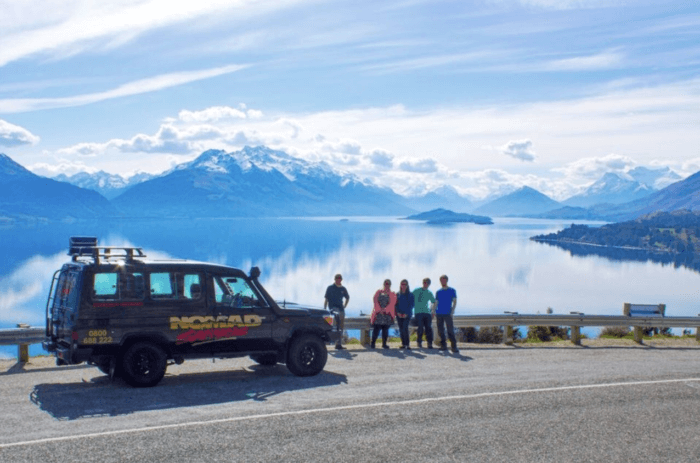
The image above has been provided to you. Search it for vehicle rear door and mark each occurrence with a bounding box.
[50,266,83,347]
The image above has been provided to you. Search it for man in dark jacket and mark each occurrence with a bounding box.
[324,273,350,349]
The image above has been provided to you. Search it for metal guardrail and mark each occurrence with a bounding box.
[343,313,700,345]
[0,326,44,363]
[3,312,700,363]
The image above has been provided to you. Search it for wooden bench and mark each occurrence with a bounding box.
[624,303,665,343]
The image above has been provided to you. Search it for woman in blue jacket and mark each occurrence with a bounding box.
[396,279,415,349]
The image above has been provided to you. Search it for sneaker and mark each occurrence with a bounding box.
[405,346,411,350]
[382,345,390,349]
[427,343,433,349]
[417,342,423,348]
[438,345,448,351]
[399,345,405,349]
[370,343,376,349]
[451,347,459,353]
[335,345,346,350]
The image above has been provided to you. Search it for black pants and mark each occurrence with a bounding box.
[436,314,457,347]
[397,316,411,346]
[415,313,433,344]
[371,324,390,346]
[331,307,345,346]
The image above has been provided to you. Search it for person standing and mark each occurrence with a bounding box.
[395,279,415,349]
[370,279,397,349]
[412,278,436,349]
[434,274,458,353]
[324,273,350,350]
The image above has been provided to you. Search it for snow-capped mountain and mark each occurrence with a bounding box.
[111,146,415,218]
[472,186,561,217]
[55,171,155,199]
[402,185,473,212]
[564,168,681,208]
[0,153,117,221]
[627,166,681,189]
[564,173,653,207]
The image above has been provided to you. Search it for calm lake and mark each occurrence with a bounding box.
[2,216,698,358]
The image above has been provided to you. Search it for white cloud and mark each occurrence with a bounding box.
[29,74,700,197]
[0,1,304,68]
[178,106,248,122]
[0,252,68,325]
[399,158,438,173]
[0,119,40,147]
[367,149,394,168]
[0,64,249,113]
[501,139,536,162]
[543,50,624,71]
[553,153,636,180]
[505,0,629,10]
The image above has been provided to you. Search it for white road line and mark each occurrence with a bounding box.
[2,377,699,449]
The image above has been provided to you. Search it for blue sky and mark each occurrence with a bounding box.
[0,0,698,199]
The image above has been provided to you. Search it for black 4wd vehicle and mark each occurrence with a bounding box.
[43,237,340,387]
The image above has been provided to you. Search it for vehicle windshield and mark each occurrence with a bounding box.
[212,275,263,308]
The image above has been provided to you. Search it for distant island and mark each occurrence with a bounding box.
[404,208,493,225]
[530,210,700,254]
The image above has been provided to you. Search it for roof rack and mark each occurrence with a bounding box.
[68,236,146,264]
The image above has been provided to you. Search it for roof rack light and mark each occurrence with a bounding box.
[69,236,97,255]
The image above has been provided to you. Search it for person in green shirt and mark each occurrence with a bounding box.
[412,277,436,349]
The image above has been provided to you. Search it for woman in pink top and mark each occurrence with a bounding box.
[370,279,397,349]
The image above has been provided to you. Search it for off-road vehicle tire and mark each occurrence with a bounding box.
[286,334,327,377]
[121,342,167,387]
[250,353,278,366]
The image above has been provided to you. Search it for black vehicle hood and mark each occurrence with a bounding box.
[275,302,330,317]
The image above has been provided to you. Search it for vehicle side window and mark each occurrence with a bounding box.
[183,274,202,300]
[94,273,118,298]
[212,275,262,308]
[150,272,177,299]
[93,272,145,301]
[149,272,203,300]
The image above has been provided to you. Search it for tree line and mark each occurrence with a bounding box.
[530,210,700,255]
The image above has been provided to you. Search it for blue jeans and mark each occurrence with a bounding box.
[415,313,433,345]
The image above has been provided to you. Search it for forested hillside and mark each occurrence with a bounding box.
[531,210,700,254]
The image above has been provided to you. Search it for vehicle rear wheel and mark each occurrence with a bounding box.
[286,334,327,377]
[251,353,278,366]
[121,342,167,387]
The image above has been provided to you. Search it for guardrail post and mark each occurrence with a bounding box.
[433,318,442,346]
[571,326,581,346]
[633,326,643,343]
[504,326,514,345]
[360,328,370,346]
[696,328,700,342]
[18,343,29,363]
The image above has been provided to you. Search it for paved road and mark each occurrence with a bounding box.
[1,343,700,462]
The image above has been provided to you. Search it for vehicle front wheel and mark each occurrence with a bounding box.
[286,334,327,377]
[121,342,167,387]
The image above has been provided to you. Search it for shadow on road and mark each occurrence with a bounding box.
[30,365,347,421]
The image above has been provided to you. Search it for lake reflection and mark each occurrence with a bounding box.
[2,217,700,355]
